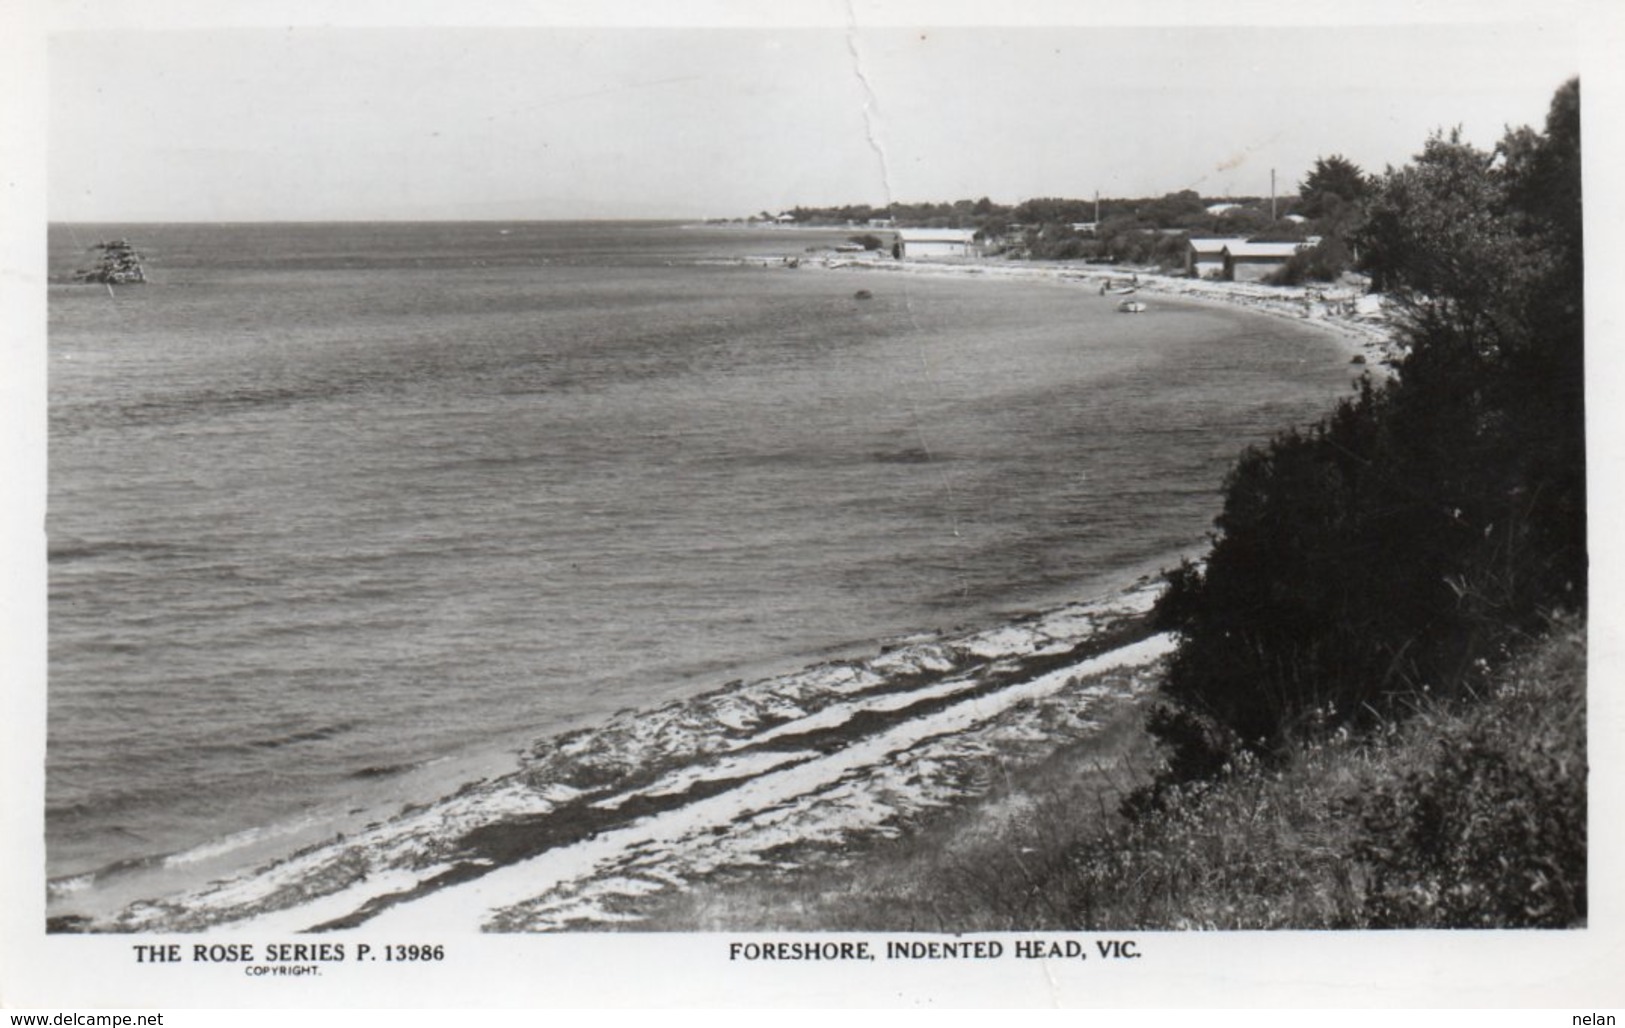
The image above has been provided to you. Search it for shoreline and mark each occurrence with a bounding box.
[60,570,1176,934]
[50,247,1370,935]
[715,249,1401,365]
[46,546,1203,920]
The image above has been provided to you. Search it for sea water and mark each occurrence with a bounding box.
[45,221,1356,914]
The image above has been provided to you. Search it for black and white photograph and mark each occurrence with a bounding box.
[3,0,1622,1012]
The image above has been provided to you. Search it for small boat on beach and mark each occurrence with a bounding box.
[1117,298,1147,313]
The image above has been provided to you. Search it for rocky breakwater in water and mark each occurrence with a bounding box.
[79,578,1174,934]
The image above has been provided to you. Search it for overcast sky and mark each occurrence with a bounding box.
[47,18,1581,221]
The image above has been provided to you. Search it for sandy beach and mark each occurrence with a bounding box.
[725,248,1400,363]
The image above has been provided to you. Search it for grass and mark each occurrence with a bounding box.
[633,616,1586,931]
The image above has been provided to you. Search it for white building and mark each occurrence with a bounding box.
[1187,237,1249,278]
[1222,241,1309,283]
[897,228,978,259]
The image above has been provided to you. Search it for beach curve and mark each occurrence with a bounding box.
[85,577,1173,934]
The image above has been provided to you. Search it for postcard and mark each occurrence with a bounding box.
[3,0,1621,1012]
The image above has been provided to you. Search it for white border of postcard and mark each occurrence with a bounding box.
[3,0,1623,1011]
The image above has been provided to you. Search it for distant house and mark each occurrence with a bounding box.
[897,228,979,259]
[1069,222,1099,236]
[1222,241,1307,282]
[1205,202,1243,216]
[1187,237,1249,279]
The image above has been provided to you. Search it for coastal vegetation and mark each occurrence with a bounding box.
[635,614,1583,931]
[1132,79,1585,923]
[1149,78,1583,773]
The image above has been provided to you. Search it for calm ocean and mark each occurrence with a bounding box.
[46,221,1355,913]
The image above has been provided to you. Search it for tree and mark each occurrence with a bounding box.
[1297,154,1369,222]
[1353,130,1520,313]
[1212,204,1272,236]
[1012,196,1094,227]
[1141,190,1207,228]
[1247,219,1311,243]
